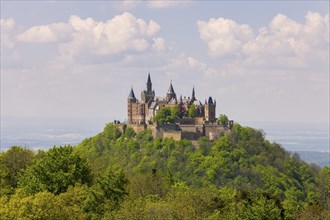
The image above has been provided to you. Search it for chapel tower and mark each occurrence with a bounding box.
[205,97,216,123]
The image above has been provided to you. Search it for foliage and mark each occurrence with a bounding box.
[153,106,174,124]
[0,146,35,195]
[218,114,229,126]
[188,104,197,117]
[18,145,92,195]
[0,122,328,219]
[84,167,129,218]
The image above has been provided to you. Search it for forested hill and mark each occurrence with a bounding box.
[0,123,329,219]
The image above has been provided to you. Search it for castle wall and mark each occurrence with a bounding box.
[177,117,204,125]
[179,124,204,133]
[181,131,203,140]
[204,125,227,140]
[147,124,161,138]
[129,124,147,134]
[163,130,182,141]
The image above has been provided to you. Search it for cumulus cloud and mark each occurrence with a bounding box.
[197,12,329,70]
[17,23,73,43]
[197,18,254,57]
[14,12,164,63]
[60,13,162,62]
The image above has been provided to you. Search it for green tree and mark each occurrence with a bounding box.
[124,127,136,138]
[19,145,92,195]
[218,114,229,126]
[0,146,35,195]
[153,107,174,124]
[171,105,180,119]
[188,104,197,117]
[84,167,128,217]
[103,123,122,141]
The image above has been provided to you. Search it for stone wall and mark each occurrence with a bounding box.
[204,125,227,140]
[181,131,203,140]
[177,117,204,125]
[129,124,147,134]
[163,130,182,141]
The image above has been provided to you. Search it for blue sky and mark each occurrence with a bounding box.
[1,1,329,123]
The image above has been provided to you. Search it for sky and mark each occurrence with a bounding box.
[1,1,329,124]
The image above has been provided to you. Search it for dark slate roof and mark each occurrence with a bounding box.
[147,73,151,84]
[208,96,213,104]
[167,82,175,94]
[128,87,136,100]
[192,86,195,99]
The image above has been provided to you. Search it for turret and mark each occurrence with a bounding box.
[192,86,196,101]
[147,73,152,92]
[128,87,136,102]
[205,96,216,123]
[141,73,155,104]
[166,81,177,103]
[127,87,137,124]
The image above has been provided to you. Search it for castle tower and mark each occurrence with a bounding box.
[191,86,196,103]
[147,73,152,92]
[141,74,155,104]
[127,87,137,124]
[166,81,177,103]
[205,96,216,123]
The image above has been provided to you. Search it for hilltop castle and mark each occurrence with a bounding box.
[128,74,216,125]
[124,74,232,140]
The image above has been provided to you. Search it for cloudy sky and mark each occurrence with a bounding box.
[1,1,329,123]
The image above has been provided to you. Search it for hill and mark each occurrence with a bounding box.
[0,122,329,219]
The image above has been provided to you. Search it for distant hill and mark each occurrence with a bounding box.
[296,151,329,168]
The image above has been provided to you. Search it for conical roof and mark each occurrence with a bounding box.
[167,82,175,94]
[208,96,213,104]
[128,87,136,100]
[192,86,195,99]
[147,73,151,84]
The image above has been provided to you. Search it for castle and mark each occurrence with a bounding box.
[125,74,233,140]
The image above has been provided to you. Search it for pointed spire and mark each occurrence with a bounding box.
[179,94,183,103]
[167,80,175,94]
[146,73,152,91]
[208,96,213,104]
[192,86,195,100]
[128,86,136,100]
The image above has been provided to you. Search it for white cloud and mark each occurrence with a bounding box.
[17,23,73,43]
[197,18,254,57]
[14,12,164,63]
[197,12,329,71]
[59,12,162,62]
[152,37,166,51]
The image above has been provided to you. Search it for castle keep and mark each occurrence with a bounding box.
[126,74,232,140]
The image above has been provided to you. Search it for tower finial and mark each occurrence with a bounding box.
[192,86,195,101]
[146,73,152,91]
